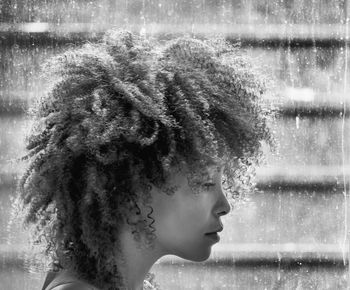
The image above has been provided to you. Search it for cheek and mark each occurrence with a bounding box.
[153,195,212,246]
[153,199,215,261]
[168,204,203,233]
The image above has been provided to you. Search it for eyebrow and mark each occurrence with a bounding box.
[204,164,223,178]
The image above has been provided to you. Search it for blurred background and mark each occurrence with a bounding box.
[0,0,349,289]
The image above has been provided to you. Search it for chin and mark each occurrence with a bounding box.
[177,247,212,262]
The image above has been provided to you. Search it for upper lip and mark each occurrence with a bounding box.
[205,226,223,234]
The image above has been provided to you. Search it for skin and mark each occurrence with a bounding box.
[53,163,231,290]
[118,163,231,290]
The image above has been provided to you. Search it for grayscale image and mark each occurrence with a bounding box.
[0,1,349,289]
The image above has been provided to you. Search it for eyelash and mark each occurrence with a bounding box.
[202,182,216,190]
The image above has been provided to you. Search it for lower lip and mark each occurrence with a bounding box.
[205,233,220,242]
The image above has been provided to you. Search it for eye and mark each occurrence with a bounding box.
[202,182,216,190]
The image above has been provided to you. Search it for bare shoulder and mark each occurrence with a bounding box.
[43,270,100,290]
[51,281,99,290]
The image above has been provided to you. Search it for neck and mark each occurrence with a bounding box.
[118,228,165,290]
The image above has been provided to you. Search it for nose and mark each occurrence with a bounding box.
[215,188,231,217]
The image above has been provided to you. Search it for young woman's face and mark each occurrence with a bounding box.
[148,163,231,261]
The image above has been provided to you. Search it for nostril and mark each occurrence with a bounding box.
[221,198,231,216]
[215,202,230,217]
[218,205,230,216]
[217,210,227,217]
[214,189,231,217]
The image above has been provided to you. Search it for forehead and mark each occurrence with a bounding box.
[157,160,225,195]
[200,164,223,179]
[198,158,224,172]
[166,157,225,182]
[184,159,224,178]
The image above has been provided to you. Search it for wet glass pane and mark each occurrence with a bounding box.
[0,0,349,289]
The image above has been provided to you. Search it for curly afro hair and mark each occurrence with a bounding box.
[17,30,274,289]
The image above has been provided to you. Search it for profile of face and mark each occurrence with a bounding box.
[147,163,231,262]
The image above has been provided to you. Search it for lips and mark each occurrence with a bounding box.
[205,226,223,235]
[204,232,220,242]
[204,225,223,243]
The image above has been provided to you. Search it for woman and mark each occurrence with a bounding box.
[17,30,273,290]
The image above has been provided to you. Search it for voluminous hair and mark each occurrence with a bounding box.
[17,30,273,289]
